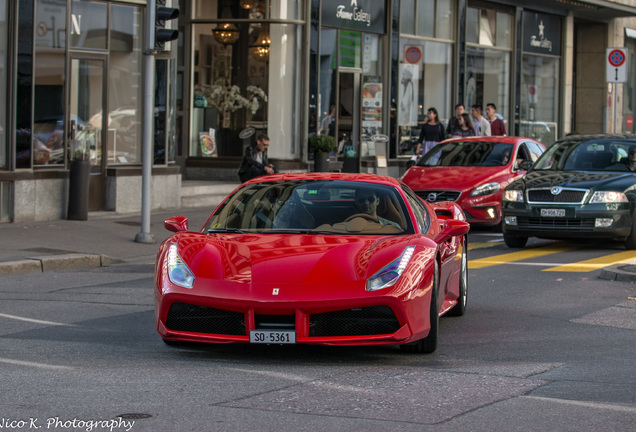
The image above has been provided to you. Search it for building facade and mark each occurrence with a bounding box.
[1,0,636,222]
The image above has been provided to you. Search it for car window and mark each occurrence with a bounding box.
[532,138,636,171]
[524,141,544,161]
[205,180,414,235]
[401,185,430,233]
[419,141,514,167]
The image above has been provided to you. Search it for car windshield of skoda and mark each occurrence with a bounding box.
[502,134,636,249]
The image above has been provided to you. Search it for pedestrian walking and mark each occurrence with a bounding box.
[471,104,491,137]
[486,103,507,136]
[415,107,446,156]
[446,103,465,138]
[452,113,476,137]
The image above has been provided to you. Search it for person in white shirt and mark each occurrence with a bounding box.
[471,104,491,137]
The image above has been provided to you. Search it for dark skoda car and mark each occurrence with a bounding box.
[502,134,636,249]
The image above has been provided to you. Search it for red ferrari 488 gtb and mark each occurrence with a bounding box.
[155,173,469,353]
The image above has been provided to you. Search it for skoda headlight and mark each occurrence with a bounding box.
[366,246,415,291]
[503,189,525,202]
[167,243,195,288]
[470,182,501,197]
[589,191,628,203]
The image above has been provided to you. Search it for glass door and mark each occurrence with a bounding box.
[337,71,361,153]
[69,56,107,211]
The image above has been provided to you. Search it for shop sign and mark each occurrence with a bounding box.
[321,0,386,34]
[523,11,561,56]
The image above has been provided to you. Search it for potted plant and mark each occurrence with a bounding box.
[309,134,337,172]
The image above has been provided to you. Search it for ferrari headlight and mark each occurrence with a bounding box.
[503,189,524,202]
[167,243,195,288]
[366,246,415,291]
[470,182,500,197]
[589,191,628,203]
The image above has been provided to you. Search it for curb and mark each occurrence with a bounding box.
[599,263,636,282]
[0,254,125,277]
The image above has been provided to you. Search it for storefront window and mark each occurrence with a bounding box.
[520,11,561,145]
[107,3,143,164]
[190,19,301,159]
[397,38,452,154]
[520,54,559,145]
[465,5,512,132]
[465,47,510,128]
[401,0,454,40]
[32,0,67,166]
[0,0,8,169]
[70,0,107,50]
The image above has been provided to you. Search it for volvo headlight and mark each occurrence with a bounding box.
[589,191,628,203]
[366,246,415,291]
[503,189,525,202]
[470,182,500,197]
[167,243,195,288]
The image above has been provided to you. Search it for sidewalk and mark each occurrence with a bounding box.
[0,206,216,277]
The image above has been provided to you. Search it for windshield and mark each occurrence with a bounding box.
[418,141,514,167]
[532,138,636,171]
[204,180,413,235]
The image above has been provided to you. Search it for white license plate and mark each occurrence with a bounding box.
[249,330,296,344]
[541,208,566,217]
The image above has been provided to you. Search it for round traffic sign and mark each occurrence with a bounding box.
[627,115,634,129]
[405,46,421,64]
[608,49,626,67]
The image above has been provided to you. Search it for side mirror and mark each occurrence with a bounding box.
[435,219,470,243]
[164,216,188,233]
[517,160,532,171]
[406,160,416,169]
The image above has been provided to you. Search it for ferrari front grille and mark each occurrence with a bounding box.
[309,305,400,337]
[517,217,595,231]
[165,302,245,335]
[527,188,587,203]
[415,190,461,202]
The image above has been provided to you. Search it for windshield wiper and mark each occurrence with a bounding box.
[207,227,246,234]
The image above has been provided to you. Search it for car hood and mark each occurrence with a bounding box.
[402,166,509,190]
[520,170,636,191]
[173,232,418,288]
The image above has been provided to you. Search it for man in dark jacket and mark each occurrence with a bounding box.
[238,134,277,182]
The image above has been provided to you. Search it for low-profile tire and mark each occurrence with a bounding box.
[624,216,636,249]
[448,236,467,317]
[401,263,439,354]
[503,232,528,248]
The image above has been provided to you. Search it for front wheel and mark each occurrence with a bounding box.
[503,232,528,248]
[401,263,439,354]
[448,236,467,317]
[624,215,636,249]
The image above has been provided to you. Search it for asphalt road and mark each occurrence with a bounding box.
[0,233,635,432]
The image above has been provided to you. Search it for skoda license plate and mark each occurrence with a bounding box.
[250,330,296,344]
[541,208,566,217]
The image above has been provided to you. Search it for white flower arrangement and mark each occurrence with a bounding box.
[194,84,267,115]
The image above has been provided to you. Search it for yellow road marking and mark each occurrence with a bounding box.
[468,243,582,269]
[544,250,636,272]
[468,241,502,251]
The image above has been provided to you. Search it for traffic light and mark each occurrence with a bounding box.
[154,0,179,51]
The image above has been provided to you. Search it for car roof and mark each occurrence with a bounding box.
[555,133,636,143]
[440,136,538,144]
[244,172,403,187]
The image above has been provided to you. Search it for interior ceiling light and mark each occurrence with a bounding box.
[249,23,270,61]
[213,6,240,45]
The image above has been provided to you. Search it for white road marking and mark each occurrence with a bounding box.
[523,396,636,413]
[0,312,76,327]
[0,357,73,370]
